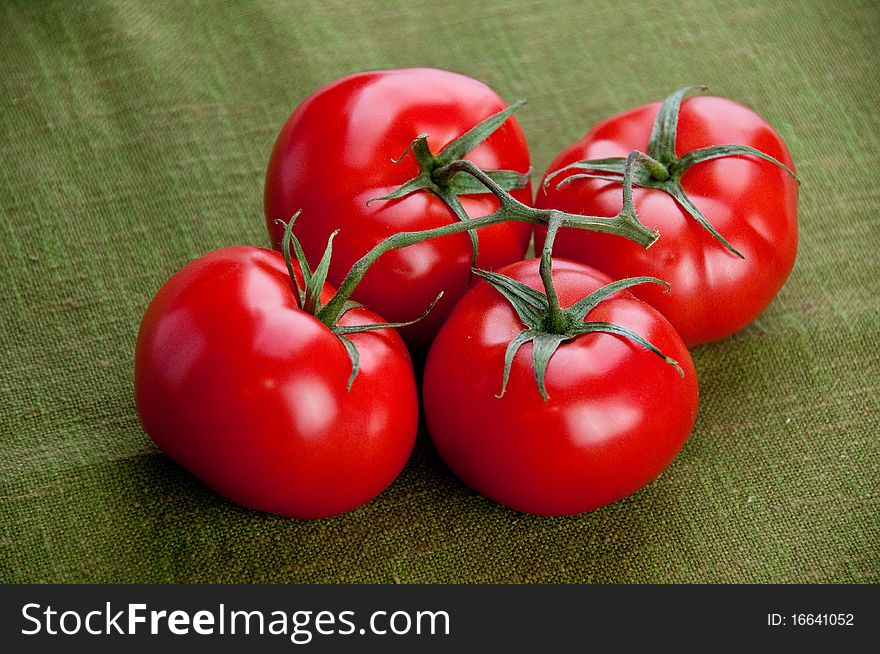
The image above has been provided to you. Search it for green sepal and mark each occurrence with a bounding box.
[577,321,683,377]
[277,213,342,312]
[664,180,743,257]
[332,293,443,391]
[391,133,429,164]
[437,100,525,162]
[531,332,567,401]
[497,329,537,398]
[547,157,662,190]
[568,276,669,320]
[366,174,433,205]
[303,229,339,314]
[647,85,708,164]
[471,268,547,329]
[543,157,628,190]
[277,213,309,308]
[338,299,365,319]
[670,144,798,181]
[333,293,443,336]
[336,335,360,392]
[551,168,626,189]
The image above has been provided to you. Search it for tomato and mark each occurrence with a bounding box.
[422,258,698,516]
[264,67,532,350]
[134,246,418,519]
[536,91,798,346]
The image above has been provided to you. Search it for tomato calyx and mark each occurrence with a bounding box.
[544,86,799,258]
[277,213,441,390]
[470,154,683,401]
[475,265,682,402]
[367,101,531,268]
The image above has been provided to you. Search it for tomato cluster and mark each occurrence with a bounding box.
[135,69,797,518]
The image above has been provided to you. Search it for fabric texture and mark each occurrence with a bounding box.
[1,0,877,583]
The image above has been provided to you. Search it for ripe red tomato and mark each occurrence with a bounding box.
[536,94,798,346]
[264,68,532,350]
[134,247,418,519]
[423,258,698,516]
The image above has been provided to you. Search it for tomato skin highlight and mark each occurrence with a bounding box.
[134,247,418,519]
[423,258,699,516]
[264,68,532,350]
[536,96,798,346]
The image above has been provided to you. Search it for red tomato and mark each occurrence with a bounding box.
[536,95,798,346]
[423,258,698,516]
[134,247,417,519]
[264,68,532,350]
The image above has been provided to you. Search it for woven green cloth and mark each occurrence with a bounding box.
[2,0,878,584]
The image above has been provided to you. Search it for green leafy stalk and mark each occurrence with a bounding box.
[367,101,531,269]
[539,213,566,333]
[334,293,443,390]
[464,155,683,401]
[544,86,799,258]
[277,215,443,390]
[318,157,659,328]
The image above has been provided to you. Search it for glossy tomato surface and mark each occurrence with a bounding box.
[135,247,418,519]
[536,96,798,346]
[423,258,699,516]
[265,68,532,350]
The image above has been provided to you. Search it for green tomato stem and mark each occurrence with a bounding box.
[316,159,659,328]
[539,213,567,334]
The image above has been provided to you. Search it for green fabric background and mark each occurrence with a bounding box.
[1,0,878,584]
